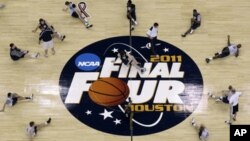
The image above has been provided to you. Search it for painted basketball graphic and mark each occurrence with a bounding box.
[59,36,204,135]
[88,77,129,106]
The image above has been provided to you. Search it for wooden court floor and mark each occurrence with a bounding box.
[0,0,250,141]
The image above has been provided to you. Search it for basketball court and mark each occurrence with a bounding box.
[0,0,250,141]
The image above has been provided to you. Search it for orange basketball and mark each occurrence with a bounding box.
[88,77,130,106]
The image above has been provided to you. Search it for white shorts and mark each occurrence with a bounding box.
[42,40,54,50]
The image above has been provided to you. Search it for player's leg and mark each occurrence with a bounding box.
[130,13,137,31]
[206,48,229,63]
[191,118,200,131]
[80,17,93,28]
[232,104,238,121]
[150,38,157,55]
[225,105,233,125]
[24,51,40,59]
[48,40,55,55]
[182,28,192,37]
[36,118,52,131]
[12,93,33,101]
[53,31,66,41]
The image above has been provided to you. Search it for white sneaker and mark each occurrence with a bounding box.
[225,120,232,125]
[191,118,195,126]
[146,43,151,49]
[190,29,194,34]
[215,99,221,102]
[208,92,212,97]
[35,53,40,58]
[30,94,34,100]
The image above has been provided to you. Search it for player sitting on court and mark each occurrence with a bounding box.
[208,85,235,103]
[33,18,66,41]
[0,92,33,112]
[205,35,241,63]
[9,43,39,61]
[63,1,93,28]
[182,9,201,37]
[113,49,146,73]
[26,118,51,138]
[191,118,209,141]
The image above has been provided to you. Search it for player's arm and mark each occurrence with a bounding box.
[38,34,42,44]
[227,35,231,46]
[112,53,120,63]
[32,24,40,33]
[146,29,152,39]
[235,49,239,57]
[0,102,7,112]
[62,6,68,11]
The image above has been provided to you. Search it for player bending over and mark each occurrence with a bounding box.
[63,1,93,28]
[26,118,51,139]
[191,118,209,141]
[9,43,39,61]
[0,92,33,112]
[206,35,241,63]
[208,85,235,103]
[113,49,146,73]
[182,9,201,37]
[33,18,66,41]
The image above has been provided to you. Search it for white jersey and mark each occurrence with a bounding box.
[228,44,238,55]
[5,97,13,106]
[147,26,158,38]
[227,91,233,101]
[229,92,241,106]
[68,3,75,15]
[200,128,209,140]
[26,126,36,137]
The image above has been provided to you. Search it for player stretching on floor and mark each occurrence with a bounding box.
[63,1,93,28]
[26,118,52,139]
[206,35,241,63]
[0,92,33,112]
[208,85,235,103]
[191,118,209,141]
[32,18,66,41]
[113,49,146,73]
[182,9,201,37]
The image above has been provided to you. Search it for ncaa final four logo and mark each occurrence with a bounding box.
[59,36,203,135]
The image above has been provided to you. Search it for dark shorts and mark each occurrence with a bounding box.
[34,126,38,134]
[11,53,25,61]
[12,97,18,106]
[222,96,229,104]
[191,22,200,30]
[233,104,239,114]
[71,12,79,18]
[219,47,230,58]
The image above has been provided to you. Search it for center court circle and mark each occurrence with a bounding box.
[59,36,204,136]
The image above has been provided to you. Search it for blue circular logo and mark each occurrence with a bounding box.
[59,36,203,136]
[75,53,101,71]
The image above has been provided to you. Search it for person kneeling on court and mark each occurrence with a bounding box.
[205,35,241,64]
[39,26,55,57]
[9,43,39,61]
[0,92,33,112]
[26,118,51,138]
[182,9,201,37]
